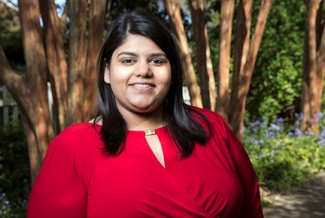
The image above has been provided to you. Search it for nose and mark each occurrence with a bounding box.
[134,60,152,77]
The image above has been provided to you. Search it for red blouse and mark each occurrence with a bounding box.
[27,107,263,217]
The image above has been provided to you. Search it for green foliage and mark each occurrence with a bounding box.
[247,0,306,121]
[244,115,325,194]
[0,121,30,217]
[0,29,25,66]
[106,0,166,25]
[206,1,221,80]
[206,0,308,122]
[0,3,24,67]
[247,136,325,192]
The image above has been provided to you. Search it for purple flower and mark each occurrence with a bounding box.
[254,139,265,145]
[319,134,324,140]
[267,131,275,137]
[271,123,281,131]
[318,128,325,142]
[295,112,304,119]
[275,117,284,124]
[318,138,325,146]
[313,112,323,121]
[295,120,301,126]
[294,128,302,137]
[307,118,315,124]
[250,120,261,127]
[304,131,314,136]
[320,127,325,138]
[249,119,266,128]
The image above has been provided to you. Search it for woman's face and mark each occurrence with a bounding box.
[104,34,172,115]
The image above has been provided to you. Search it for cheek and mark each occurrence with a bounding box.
[108,68,130,84]
[159,68,172,85]
[165,74,172,87]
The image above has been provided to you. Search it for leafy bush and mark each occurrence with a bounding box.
[244,113,325,193]
[0,121,30,217]
[247,0,305,121]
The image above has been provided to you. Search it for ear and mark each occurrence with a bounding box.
[104,67,110,84]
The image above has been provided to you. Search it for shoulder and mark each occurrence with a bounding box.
[58,122,101,138]
[50,122,102,151]
[187,105,225,124]
[60,122,101,134]
[187,105,230,138]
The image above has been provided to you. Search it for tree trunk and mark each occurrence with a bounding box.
[82,0,107,120]
[40,0,68,133]
[189,0,216,110]
[229,0,274,140]
[228,0,252,127]
[0,0,55,183]
[60,0,69,32]
[1,0,107,184]
[316,0,325,121]
[301,0,321,133]
[163,0,203,107]
[0,47,35,172]
[66,0,88,125]
[21,113,40,184]
[216,0,235,120]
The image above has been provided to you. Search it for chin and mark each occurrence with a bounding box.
[132,106,161,114]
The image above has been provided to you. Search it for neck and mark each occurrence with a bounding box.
[118,107,166,130]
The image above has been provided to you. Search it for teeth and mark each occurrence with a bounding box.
[133,84,151,88]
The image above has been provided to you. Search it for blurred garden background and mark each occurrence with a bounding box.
[1,0,325,217]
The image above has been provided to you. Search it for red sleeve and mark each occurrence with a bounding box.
[220,116,264,218]
[26,136,87,218]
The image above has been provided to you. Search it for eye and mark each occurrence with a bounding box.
[121,58,136,64]
[150,58,164,65]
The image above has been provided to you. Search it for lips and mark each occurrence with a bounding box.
[130,83,155,88]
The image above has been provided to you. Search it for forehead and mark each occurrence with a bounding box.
[114,34,164,54]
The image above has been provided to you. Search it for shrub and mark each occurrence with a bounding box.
[0,121,30,217]
[244,113,325,193]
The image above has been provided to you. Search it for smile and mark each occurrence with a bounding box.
[131,84,154,88]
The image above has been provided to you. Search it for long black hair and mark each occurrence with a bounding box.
[96,10,210,157]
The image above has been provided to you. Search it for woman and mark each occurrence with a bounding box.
[27,10,263,217]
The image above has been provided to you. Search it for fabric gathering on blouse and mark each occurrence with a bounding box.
[27,106,263,218]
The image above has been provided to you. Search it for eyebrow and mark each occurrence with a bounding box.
[117,52,167,58]
[117,52,137,57]
[149,53,167,58]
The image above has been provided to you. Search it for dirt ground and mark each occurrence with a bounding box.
[263,171,325,218]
